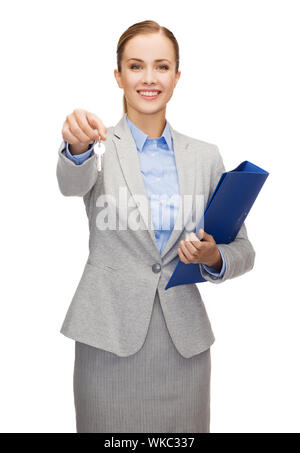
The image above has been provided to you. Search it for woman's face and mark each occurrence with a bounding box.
[114,33,181,116]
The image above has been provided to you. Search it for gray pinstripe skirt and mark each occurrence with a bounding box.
[73,290,211,433]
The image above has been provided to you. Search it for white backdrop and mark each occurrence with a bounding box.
[0,0,299,433]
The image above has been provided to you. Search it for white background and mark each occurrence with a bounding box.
[0,0,299,433]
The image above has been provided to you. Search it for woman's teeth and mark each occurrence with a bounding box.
[138,91,161,99]
[139,91,159,96]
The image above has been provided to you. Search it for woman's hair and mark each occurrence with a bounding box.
[116,20,180,114]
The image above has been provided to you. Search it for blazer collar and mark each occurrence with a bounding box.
[112,114,197,260]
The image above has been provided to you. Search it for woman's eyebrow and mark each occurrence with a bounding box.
[127,58,171,63]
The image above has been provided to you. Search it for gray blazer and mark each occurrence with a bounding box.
[56,114,255,358]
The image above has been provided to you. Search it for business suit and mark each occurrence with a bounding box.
[56,113,255,432]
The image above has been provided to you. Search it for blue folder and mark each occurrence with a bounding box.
[165,160,269,290]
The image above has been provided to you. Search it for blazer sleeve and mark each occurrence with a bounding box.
[199,145,256,284]
[56,140,99,197]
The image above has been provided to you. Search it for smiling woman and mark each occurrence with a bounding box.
[57,19,255,434]
[113,21,181,129]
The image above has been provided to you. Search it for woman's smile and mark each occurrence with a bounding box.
[137,90,162,100]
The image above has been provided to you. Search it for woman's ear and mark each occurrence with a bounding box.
[174,70,181,88]
[114,69,123,89]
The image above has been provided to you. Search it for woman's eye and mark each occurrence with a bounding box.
[129,64,169,70]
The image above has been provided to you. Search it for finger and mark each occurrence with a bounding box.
[62,123,81,145]
[183,237,198,254]
[178,248,189,264]
[67,114,91,143]
[86,112,107,140]
[190,231,200,240]
[189,232,201,246]
[179,240,194,261]
[74,110,101,143]
[198,228,204,240]
[198,228,214,243]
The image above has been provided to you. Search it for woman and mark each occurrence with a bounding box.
[57,20,255,433]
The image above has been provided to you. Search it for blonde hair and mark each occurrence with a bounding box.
[116,20,180,114]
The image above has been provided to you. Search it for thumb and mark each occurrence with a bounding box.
[86,112,107,140]
[198,228,214,242]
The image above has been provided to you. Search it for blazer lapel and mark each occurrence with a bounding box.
[160,127,196,259]
[112,114,196,259]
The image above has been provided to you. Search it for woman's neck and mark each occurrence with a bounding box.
[126,110,166,138]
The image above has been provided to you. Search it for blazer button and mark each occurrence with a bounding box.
[152,263,161,273]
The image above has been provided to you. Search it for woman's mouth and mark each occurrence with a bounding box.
[137,90,161,100]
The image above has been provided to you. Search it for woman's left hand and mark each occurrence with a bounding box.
[177,228,222,269]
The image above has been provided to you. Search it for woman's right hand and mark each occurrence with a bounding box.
[62,109,107,155]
